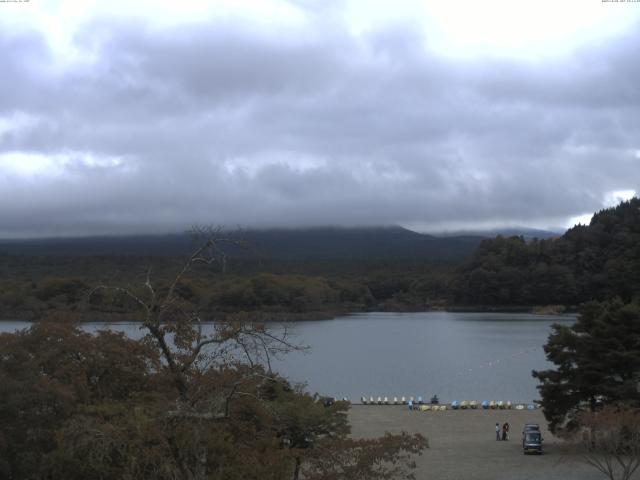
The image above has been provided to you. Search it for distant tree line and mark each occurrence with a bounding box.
[2,199,639,320]
[0,264,453,320]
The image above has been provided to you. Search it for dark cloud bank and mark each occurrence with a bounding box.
[0,12,638,238]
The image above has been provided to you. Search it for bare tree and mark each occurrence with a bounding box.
[86,227,426,480]
[91,226,302,480]
[571,407,640,480]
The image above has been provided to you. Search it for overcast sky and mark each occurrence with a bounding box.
[0,0,639,238]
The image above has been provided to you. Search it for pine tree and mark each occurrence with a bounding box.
[533,299,640,433]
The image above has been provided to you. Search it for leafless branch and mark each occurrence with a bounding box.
[572,407,640,480]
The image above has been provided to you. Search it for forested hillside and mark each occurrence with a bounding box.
[451,198,640,306]
[0,227,481,261]
[1,201,637,319]
[0,227,471,320]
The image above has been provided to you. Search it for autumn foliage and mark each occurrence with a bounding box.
[0,231,426,479]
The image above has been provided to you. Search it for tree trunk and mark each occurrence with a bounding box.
[292,456,301,480]
[194,440,207,480]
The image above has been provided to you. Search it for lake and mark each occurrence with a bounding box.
[0,311,574,403]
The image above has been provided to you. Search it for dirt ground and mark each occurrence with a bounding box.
[348,405,612,480]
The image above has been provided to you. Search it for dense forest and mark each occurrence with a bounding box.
[0,199,638,320]
[0,261,454,321]
[452,198,640,307]
[0,228,464,320]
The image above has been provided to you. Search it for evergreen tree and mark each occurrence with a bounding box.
[533,299,640,433]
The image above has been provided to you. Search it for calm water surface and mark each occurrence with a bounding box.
[0,311,574,403]
[270,312,575,403]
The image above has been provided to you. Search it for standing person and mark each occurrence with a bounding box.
[502,423,507,441]
[495,423,500,440]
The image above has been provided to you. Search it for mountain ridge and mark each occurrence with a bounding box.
[0,226,563,262]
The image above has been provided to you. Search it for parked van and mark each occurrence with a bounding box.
[522,424,543,454]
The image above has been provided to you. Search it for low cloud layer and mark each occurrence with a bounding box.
[0,7,638,237]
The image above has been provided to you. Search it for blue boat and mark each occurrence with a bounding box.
[481,400,489,409]
[451,400,460,409]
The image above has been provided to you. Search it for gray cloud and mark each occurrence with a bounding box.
[0,12,638,237]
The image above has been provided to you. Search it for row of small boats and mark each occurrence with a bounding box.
[361,396,434,405]
[360,396,537,410]
[450,400,537,410]
[414,401,536,412]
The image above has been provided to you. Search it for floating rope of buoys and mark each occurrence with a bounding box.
[450,347,539,379]
[431,347,541,398]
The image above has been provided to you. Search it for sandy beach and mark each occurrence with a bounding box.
[348,405,610,480]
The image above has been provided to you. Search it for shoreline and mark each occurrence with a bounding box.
[0,310,348,323]
[0,304,576,323]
